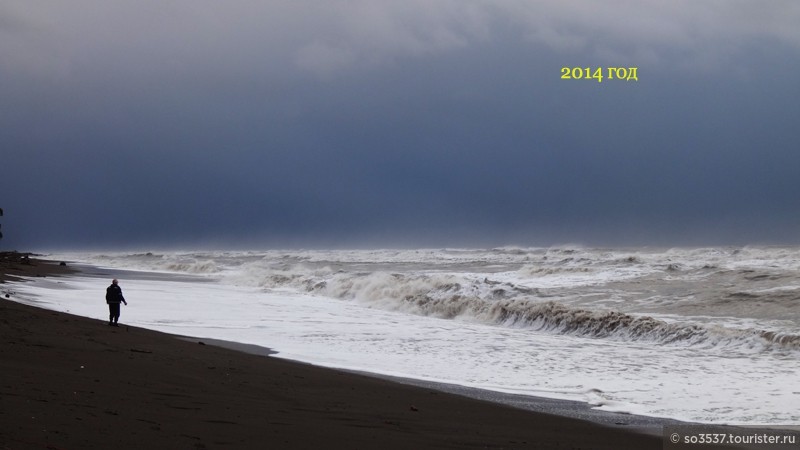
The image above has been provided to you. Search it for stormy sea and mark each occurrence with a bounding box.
[11,246,800,426]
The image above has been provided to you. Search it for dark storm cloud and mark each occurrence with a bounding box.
[2,1,799,249]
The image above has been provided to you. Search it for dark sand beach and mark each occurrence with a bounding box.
[0,254,689,449]
[0,252,76,283]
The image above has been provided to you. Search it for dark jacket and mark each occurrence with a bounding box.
[106,284,126,304]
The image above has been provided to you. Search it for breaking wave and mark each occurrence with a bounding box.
[238,265,799,355]
[481,300,800,354]
[396,293,800,354]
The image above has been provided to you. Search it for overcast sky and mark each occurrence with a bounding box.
[2,1,799,250]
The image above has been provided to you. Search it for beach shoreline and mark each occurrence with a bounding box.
[3,255,678,430]
[1,254,785,449]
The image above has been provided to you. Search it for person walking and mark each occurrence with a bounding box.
[105,279,127,326]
